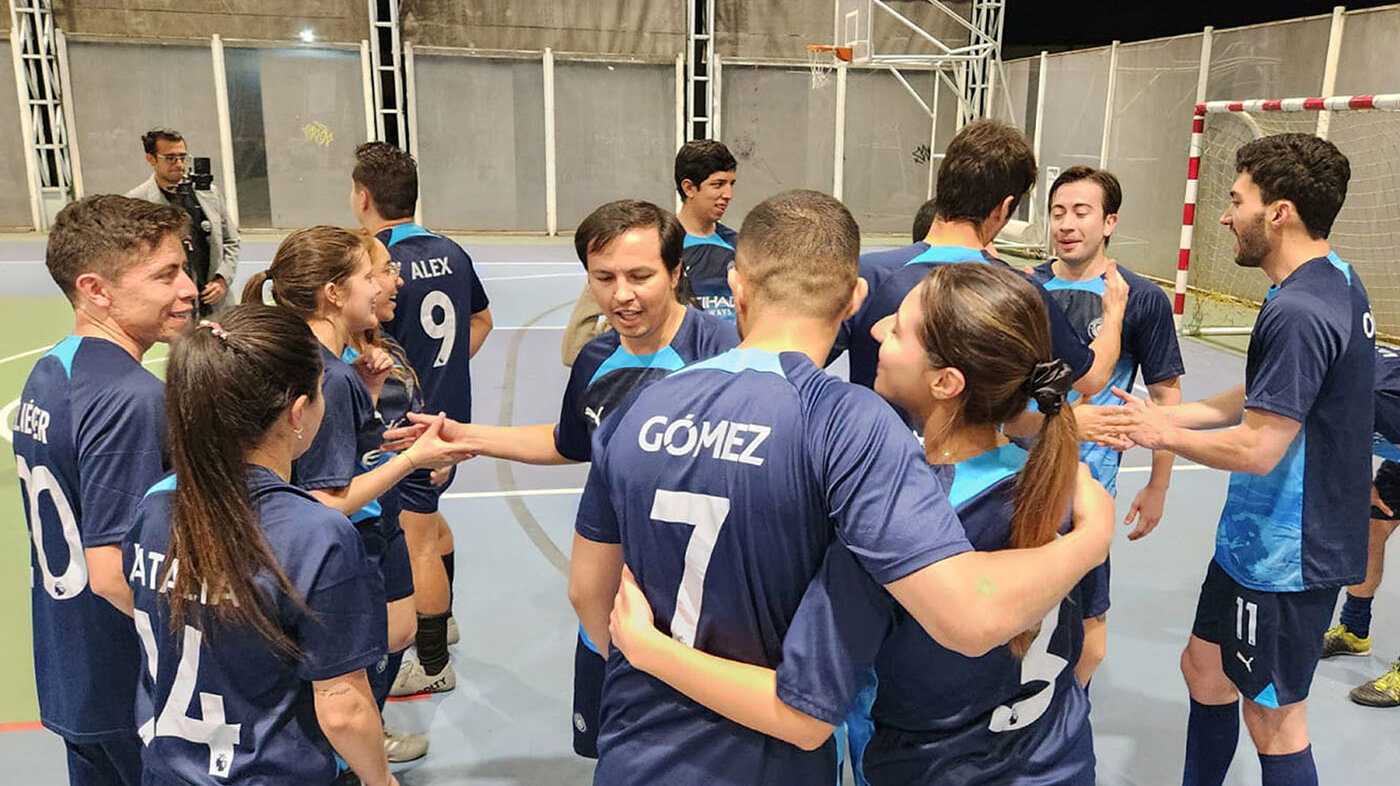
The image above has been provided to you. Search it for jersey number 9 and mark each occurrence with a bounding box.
[421,290,457,368]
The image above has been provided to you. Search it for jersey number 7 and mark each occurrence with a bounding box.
[649,489,731,647]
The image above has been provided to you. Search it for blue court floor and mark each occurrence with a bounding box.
[1,236,1397,784]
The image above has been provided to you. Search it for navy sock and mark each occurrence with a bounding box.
[1259,746,1317,786]
[1339,593,1374,639]
[1183,699,1239,786]
[442,550,456,612]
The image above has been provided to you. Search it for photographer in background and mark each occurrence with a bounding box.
[127,128,240,316]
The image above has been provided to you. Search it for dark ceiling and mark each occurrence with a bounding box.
[1002,1,1395,58]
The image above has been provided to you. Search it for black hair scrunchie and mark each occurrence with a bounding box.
[1021,359,1074,416]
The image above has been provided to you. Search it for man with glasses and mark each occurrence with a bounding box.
[127,128,239,316]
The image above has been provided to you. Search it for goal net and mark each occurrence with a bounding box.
[1177,94,1400,337]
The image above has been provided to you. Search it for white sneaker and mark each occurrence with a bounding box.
[384,728,429,763]
[446,615,460,646]
[390,654,456,697]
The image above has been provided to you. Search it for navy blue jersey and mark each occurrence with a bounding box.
[378,223,490,423]
[1033,262,1184,494]
[777,445,1097,786]
[683,223,738,322]
[294,344,385,522]
[836,244,1095,391]
[125,467,386,784]
[12,336,164,741]
[1217,253,1374,591]
[577,348,971,785]
[555,306,738,462]
[1374,345,1400,460]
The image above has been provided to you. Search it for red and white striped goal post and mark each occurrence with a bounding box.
[1174,93,1400,331]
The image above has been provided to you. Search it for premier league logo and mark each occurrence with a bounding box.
[1087,317,1103,340]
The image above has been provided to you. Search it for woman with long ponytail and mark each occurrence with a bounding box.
[245,226,466,747]
[119,305,398,786]
[607,263,1109,785]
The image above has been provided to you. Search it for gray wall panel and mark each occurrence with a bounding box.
[719,65,836,229]
[554,62,674,230]
[1334,6,1400,96]
[256,49,366,228]
[415,55,546,232]
[1037,48,1111,223]
[842,69,935,235]
[1205,18,1330,101]
[0,45,33,227]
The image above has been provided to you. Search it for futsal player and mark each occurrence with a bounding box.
[675,139,739,321]
[242,228,467,715]
[15,196,194,786]
[570,190,1116,785]
[351,142,493,694]
[1321,343,1400,708]
[119,305,398,786]
[830,119,1125,402]
[383,200,738,757]
[1100,133,1372,785]
[609,264,1107,785]
[1033,166,1185,684]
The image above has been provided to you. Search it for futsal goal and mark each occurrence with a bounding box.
[1175,94,1400,337]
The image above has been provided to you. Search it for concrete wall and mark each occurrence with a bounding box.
[401,0,685,55]
[52,1,368,44]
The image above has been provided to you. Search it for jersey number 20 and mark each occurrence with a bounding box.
[16,456,87,601]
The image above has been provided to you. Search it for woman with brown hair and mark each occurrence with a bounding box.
[608,263,1106,785]
[121,305,398,785]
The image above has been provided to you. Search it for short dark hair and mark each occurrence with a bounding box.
[352,142,418,221]
[934,119,1037,224]
[675,140,737,199]
[736,190,860,321]
[47,195,190,302]
[1048,166,1122,216]
[1048,166,1123,246]
[1235,133,1350,240]
[574,199,684,275]
[912,198,937,243]
[142,128,184,155]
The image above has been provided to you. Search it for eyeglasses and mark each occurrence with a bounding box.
[386,261,402,277]
[154,154,188,163]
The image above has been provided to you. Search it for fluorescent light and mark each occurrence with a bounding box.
[299,29,315,43]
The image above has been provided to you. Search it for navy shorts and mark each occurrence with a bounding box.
[1080,555,1111,619]
[1373,460,1400,520]
[354,517,415,603]
[400,466,455,514]
[66,734,141,786]
[572,627,605,759]
[1191,560,1339,707]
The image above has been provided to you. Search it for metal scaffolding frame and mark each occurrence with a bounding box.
[9,0,75,228]
[685,0,716,141]
[367,0,406,147]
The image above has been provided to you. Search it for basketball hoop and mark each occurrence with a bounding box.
[806,44,852,89]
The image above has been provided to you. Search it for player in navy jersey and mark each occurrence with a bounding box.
[610,263,1107,786]
[111,305,398,786]
[1100,134,1371,786]
[1320,343,1400,708]
[12,195,195,786]
[241,230,468,717]
[352,143,491,691]
[830,119,1126,408]
[569,190,1115,786]
[1034,166,1185,685]
[381,200,738,757]
[675,140,739,321]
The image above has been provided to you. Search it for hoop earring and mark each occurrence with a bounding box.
[293,426,304,440]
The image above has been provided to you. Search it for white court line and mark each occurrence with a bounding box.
[474,262,579,267]
[493,326,565,331]
[442,487,583,500]
[479,273,583,282]
[0,345,50,365]
[1118,463,1209,474]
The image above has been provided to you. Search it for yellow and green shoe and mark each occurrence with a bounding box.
[1321,624,1371,658]
[1349,662,1400,708]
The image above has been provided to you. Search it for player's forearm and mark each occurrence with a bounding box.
[1076,321,1124,397]
[87,544,134,617]
[1166,385,1245,430]
[1146,448,1176,490]
[888,478,1112,657]
[314,673,392,786]
[470,423,570,465]
[568,536,623,653]
[624,633,834,751]
[309,454,417,515]
[469,310,493,358]
[1157,424,1275,475]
